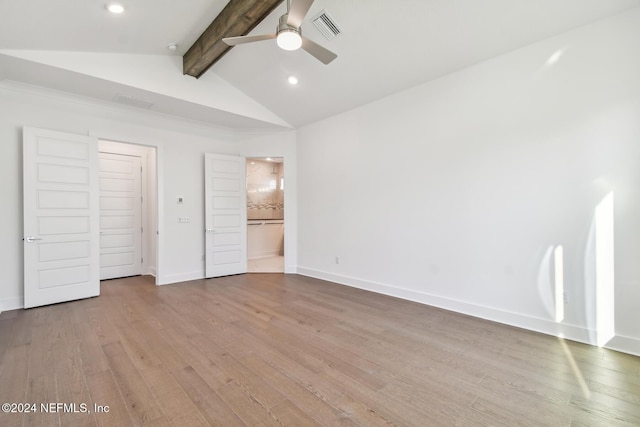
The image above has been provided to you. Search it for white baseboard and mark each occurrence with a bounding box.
[1,296,24,312]
[296,267,638,356]
[605,335,640,357]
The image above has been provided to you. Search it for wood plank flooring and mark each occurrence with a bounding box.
[0,274,639,426]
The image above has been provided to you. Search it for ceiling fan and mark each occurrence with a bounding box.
[222,0,337,64]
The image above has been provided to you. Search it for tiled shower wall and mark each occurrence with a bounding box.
[247,159,284,220]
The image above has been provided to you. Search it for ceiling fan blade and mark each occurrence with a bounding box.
[222,33,276,46]
[287,0,314,28]
[301,36,337,64]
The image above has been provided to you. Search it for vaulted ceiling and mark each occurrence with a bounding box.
[183,0,283,78]
[1,0,639,130]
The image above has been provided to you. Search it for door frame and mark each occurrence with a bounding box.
[91,132,163,284]
[241,149,296,274]
[246,157,286,273]
[98,141,155,278]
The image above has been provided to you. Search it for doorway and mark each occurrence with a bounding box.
[247,158,284,273]
[99,140,157,280]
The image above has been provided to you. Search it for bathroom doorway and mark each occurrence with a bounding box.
[247,158,284,272]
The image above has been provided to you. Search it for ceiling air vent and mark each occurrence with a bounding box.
[114,94,154,109]
[311,10,341,40]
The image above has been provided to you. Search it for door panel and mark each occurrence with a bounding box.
[99,153,142,280]
[39,241,90,261]
[205,153,247,278]
[38,190,90,208]
[23,127,100,308]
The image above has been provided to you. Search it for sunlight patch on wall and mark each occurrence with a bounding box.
[536,245,555,320]
[595,192,615,347]
[554,245,565,322]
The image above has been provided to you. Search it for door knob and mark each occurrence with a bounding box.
[25,236,43,243]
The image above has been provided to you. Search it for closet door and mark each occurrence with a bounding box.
[204,153,247,278]
[99,153,142,280]
[23,127,100,308]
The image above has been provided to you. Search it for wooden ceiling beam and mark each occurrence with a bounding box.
[183,0,283,78]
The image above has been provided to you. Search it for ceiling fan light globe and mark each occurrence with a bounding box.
[277,31,302,51]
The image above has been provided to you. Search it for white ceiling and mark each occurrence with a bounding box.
[1,0,639,129]
[0,0,227,55]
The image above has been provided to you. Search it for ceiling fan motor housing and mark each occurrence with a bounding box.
[278,14,301,34]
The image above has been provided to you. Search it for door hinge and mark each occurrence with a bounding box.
[141,257,144,264]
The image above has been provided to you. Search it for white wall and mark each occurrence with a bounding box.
[296,9,640,355]
[0,81,293,310]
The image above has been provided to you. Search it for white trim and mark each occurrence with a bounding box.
[605,335,640,357]
[98,140,154,277]
[155,145,164,286]
[294,267,640,355]
[243,155,296,277]
[90,131,163,285]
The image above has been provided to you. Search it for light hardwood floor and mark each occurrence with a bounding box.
[0,274,638,426]
[248,256,284,273]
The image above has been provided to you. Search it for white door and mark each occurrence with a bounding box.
[99,153,142,280]
[23,127,100,309]
[204,153,247,278]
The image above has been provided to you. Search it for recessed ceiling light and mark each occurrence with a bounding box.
[288,76,299,85]
[106,3,125,14]
[167,43,178,52]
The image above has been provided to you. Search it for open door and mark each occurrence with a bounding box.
[23,127,100,308]
[204,153,247,278]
